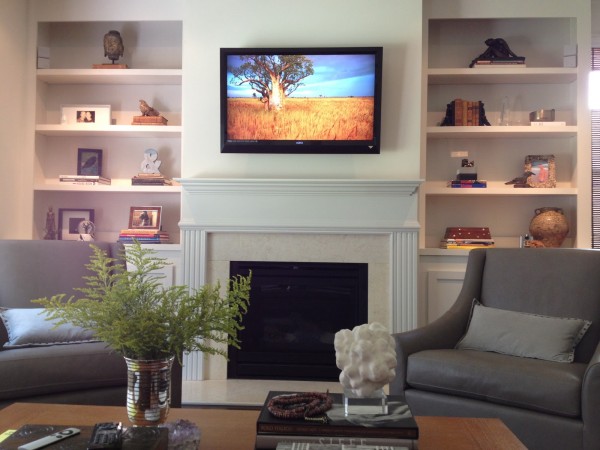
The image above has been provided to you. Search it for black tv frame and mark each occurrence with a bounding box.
[220,47,383,154]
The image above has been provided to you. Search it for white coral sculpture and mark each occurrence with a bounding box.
[334,322,397,397]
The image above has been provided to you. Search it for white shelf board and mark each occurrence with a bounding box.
[426,126,577,139]
[34,183,181,193]
[427,67,577,85]
[423,181,576,196]
[37,69,182,85]
[36,124,182,138]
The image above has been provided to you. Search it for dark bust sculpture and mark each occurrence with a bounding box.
[469,38,525,67]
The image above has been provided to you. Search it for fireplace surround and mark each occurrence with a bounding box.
[178,178,421,381]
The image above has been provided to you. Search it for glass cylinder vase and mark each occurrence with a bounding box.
[125,356,174,426]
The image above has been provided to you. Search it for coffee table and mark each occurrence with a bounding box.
[0,403,526,449]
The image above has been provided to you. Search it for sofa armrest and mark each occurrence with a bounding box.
[582,342,600,449]
[389,249,488,396]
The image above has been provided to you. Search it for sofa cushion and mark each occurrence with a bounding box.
[456,300,591,363]
[0,308,98,348]
[0,341,126,401]
[406,349,586,418]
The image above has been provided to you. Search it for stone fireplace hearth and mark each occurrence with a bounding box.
[178,178,421,381]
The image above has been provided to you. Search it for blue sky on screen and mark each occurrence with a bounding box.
[227,53,376,98]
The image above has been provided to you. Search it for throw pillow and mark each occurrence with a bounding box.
[0,308,98,348]
[456,300,591,363]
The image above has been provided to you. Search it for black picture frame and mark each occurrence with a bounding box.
[58,208,94,240]
[77,148,103,176]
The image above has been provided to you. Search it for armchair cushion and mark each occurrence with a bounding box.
[0,308,98,349]
[456,300,591,363]
[407,349,587,418]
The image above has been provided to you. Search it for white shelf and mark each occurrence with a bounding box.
[37,69,182,85]
[427,67,577,85]
[34,182,181,193]
[422,181,577,196]
[426,126,577,139]
[36,124,182,138]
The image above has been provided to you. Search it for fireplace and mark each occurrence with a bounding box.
[178,178,420,381]
[227,261,368,380]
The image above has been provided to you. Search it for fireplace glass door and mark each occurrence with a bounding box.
[228,261,368,380]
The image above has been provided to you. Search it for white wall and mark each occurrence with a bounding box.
[181,0,423,180]
[0,1,30,238]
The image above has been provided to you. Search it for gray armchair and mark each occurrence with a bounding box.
[390,248,600,450]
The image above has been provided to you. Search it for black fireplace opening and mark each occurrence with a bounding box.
[228,261,368,381]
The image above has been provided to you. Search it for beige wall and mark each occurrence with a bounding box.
[181,0,423,180]
[0,1,30,238]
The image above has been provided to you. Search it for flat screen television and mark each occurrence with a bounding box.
[220,47,383,154]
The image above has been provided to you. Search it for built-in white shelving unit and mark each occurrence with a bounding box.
[32,21,182,243]
[418,0,591,324]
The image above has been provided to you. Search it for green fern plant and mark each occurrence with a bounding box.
[34,241,251,362]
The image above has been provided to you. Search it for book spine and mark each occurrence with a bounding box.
[466,101,473,126]
[454,99,463,126]
[256,424,417,439]
[120,229,165,234]
[61,181,111,185]
[255,433,417,449]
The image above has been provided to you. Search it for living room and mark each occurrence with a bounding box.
[1,1,599,449]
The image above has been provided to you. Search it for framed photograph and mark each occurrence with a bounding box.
[58,208,94,240]
[61,104,111,125]
[77,148,102,176]
[524,154,556,188]
[129,206,162,230]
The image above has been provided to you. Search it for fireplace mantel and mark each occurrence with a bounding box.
[179,178,420,230]
[179,177,421,331]
[178,178,421,380]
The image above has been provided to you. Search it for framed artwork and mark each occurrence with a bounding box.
[61,104,111,125]
[77,148,102,176]
[129,206,162,230]
[58,208,94,240]
[524,154,556,188]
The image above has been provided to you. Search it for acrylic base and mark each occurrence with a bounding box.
[343,388,388,416]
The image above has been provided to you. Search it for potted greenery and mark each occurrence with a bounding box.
[34,241,251,425]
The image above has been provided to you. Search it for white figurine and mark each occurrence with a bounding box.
[141,148,161,174]
[334,322,397,397]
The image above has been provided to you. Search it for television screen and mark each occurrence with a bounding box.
[220,47,383,154]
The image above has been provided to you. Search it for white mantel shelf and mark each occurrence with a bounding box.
[178,178,422,230]
[178,178,421,194]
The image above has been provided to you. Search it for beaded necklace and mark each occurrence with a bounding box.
[267,391,333,424]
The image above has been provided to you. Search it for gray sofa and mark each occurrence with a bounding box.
[0,239,128,408]
[391,248,600,450]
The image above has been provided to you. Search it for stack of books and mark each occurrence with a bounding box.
[118,229,171,244]
[131,115,168,125]
[451,99,482,126]
[131,173,172,186]
[440,227,495,250]
[447,179,487,188]
[471,58,526,67]
[59,175,111,185]
[254,391,418,450]
[276,444,409,450]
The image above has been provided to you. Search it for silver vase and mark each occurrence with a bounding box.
[125,356,174,426]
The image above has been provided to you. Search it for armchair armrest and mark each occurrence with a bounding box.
[582,342,600,449]
[389,249,488,396]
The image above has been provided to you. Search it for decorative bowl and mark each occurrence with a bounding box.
[529,109,555,122]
